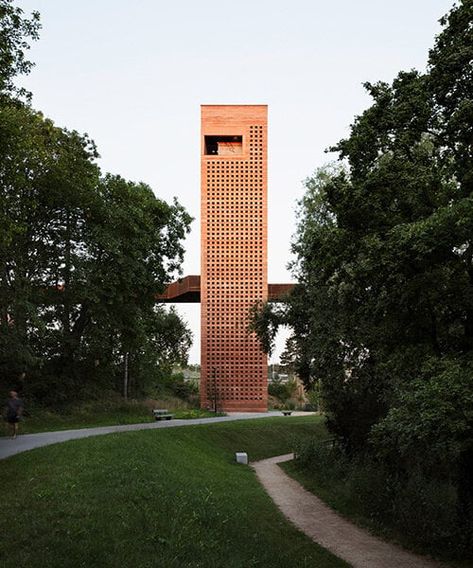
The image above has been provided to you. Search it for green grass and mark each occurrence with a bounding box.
[281,460,471,568]
[173,408,226,420]
[2,401,223,436]
[281,460,368,528]
[0,416,347,568]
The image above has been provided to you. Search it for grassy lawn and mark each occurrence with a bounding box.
[0,416,347,568]
[1,400,223,436]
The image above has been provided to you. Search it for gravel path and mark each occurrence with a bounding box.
[0,411,311,461]
[252,454,445,568]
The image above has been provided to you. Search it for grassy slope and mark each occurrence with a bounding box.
[0,416,348,568]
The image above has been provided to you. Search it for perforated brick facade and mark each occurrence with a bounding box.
[200,105,268,412]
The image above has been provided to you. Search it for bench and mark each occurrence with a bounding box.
[152,409,174,421]
[282,410,293,416]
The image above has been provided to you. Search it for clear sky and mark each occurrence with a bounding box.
[18,0,454,363]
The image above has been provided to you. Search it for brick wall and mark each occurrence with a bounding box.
[200,105,268,412]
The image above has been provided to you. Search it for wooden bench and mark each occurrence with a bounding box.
[282,410,293,416]
[152,409,174,421]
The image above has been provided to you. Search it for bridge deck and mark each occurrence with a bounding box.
[156,275,294,303]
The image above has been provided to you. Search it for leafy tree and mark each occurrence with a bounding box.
[0,95,193,405]
[251,0,473,532]
[0,102,100,392]
[0,2,194,402]
[68,174,192,399]
[268,376,298,407]
[0,0,40,101]
[125,305,193,398]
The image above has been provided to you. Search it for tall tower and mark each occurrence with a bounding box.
[200,105,268,412]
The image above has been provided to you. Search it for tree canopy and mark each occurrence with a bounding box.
[0,3,193,403]
[0,0,40,101]
[251,0,473,537]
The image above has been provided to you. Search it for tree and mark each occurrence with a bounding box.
[251,1,473,528]
[66,174,192,399]
[0,0,40,101]
[0,3,194,404]
[127,305,193,398]
[0,102,100,393]
[0,102,193,402]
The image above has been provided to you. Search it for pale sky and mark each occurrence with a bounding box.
[18,0,454,363]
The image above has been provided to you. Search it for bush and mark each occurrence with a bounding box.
[392,472,459,550]
[268,378,298,406]
[156,373,199,404]
[294,438,348,481]
[168,378,197,400]
[370,357,473,549]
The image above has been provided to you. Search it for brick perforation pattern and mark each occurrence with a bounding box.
[201,108,268,411]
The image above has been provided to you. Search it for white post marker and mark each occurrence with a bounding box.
[235,452,248,465]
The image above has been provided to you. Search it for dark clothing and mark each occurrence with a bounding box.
[7,415,20,424]
[6,398,23,422]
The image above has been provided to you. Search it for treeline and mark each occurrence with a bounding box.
[0,1,192,404]
[252,0,473,555]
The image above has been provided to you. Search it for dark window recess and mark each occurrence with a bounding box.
[205,135,243,156]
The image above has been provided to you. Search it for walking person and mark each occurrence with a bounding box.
[5,391,23,439]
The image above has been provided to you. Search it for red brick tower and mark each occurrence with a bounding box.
[200,105,268,412]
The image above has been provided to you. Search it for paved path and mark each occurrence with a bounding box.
[252,454,445,568]
[0,411,311,461]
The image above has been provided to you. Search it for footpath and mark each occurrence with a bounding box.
[253,454,445,568]
[0,411,297,460]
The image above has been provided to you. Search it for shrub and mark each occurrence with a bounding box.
[370,357,473,475]
[294,438,348,481]
[269,378,299,406]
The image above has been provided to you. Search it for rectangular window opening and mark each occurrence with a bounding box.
[205,135,243,156]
